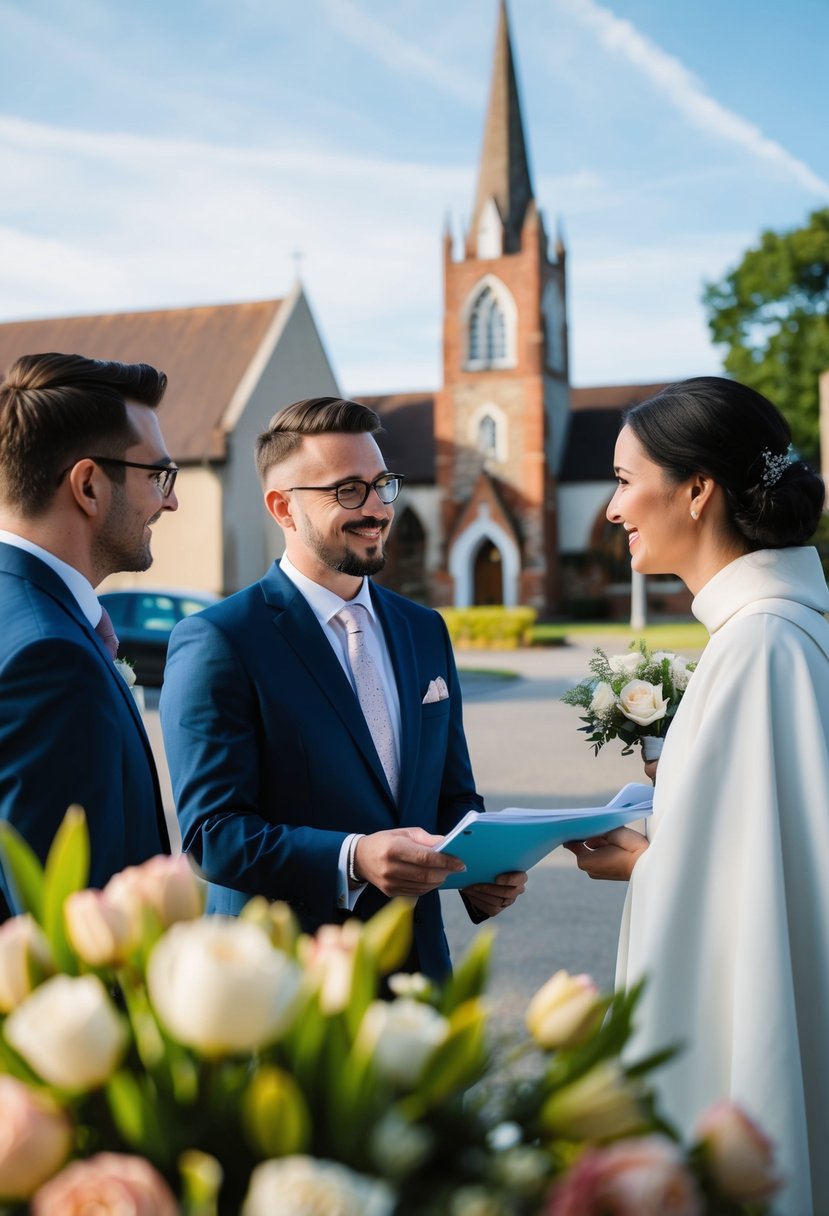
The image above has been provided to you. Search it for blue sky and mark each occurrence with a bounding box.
[1,0,827,394]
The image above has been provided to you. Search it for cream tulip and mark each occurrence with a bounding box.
[358,998,449,1089]
[147,917,301,1056]
[0,916,52,1013]
[526,970,603,1050]
[4,975,127,1091]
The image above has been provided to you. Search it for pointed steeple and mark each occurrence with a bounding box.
[468,0,534,257]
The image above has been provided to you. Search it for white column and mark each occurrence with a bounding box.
[630,571,647,630]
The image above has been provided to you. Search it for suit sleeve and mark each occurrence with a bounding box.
[160,614,346,920]
[0,639,134,908]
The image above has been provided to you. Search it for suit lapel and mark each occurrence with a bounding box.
[371,585,420,817]
[262,565,394,803]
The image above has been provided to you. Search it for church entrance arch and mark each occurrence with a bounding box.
[448,512,520,606]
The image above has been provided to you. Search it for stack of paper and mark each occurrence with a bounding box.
[436,783,653,888]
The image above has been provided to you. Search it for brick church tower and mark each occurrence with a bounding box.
[433,0,569,611]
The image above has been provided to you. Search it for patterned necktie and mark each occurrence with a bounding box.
[95,605,119,660]
[337,603,399,799]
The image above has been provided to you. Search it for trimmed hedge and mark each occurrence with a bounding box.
[439,606,537,649]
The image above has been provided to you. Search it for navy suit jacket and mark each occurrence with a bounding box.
[0,544,169,916]
[160,563,485,979]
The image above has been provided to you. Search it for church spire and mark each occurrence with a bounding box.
[468,0,534,257]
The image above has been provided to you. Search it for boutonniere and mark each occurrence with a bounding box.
[114,658,137,688]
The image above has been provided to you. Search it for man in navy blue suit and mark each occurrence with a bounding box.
[0,353,177,918]
[161,396,526,978]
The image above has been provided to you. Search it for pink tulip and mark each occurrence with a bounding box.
[106,854,204,929]
[31,1152,178,1215]
[0,915,52,1012]
[0,1076,72,1200]
[64,889,141,967]
[546,1136,702,1216]
[696,1101,781,1203]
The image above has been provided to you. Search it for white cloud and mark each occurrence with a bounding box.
[318,0,481,105]
[558,0,829,197]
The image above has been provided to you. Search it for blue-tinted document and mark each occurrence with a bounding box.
[436,783,653,889]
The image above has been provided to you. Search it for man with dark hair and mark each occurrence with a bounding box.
[161,396,525,979]
[0,352,178,916]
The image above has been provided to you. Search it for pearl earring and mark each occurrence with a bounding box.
[690,508,699,520]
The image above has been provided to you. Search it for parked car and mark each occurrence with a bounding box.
[99,589,220,687]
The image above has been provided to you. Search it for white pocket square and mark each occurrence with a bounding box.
[422,676,449,704]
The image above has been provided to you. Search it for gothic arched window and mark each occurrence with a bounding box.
[465,280,515,370]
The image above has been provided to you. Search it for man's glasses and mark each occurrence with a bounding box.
[288,473,404,509]
[57,457,179,498]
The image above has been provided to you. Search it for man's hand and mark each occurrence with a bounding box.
[564,827,648,881]
[462,870,528,917]
[354,827,466,897]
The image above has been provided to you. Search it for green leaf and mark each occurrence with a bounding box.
[42,805,90,973]
[439,925,493,1014]
[0,822,45,921]
[106,1068,173,1164]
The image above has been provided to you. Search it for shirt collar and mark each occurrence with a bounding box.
[0,530,101,626]
[279,553,377,626]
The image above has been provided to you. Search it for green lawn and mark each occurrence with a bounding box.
[532,620,708,653]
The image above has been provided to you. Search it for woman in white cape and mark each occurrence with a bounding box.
[568,377,829,1216]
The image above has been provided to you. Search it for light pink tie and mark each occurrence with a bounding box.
[338,604,399,799]
[95,606,119,660]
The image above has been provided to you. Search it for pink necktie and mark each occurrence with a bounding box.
[95,606,119,660]
[337,604,399,799]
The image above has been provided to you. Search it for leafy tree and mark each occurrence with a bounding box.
[703,208,829,461]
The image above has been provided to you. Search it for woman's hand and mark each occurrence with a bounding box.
[564,826,649,881]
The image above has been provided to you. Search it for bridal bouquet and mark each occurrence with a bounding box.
[562,641,697,758]
[0,807,777,1215]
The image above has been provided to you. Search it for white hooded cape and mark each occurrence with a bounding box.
[617,547,829,1216]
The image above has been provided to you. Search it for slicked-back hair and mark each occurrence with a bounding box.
[255,396,383,482]
[624,376,826,550]
[0,352,168,517]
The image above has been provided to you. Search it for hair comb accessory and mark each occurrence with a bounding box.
[760,444,795,487]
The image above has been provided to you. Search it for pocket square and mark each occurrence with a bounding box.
[422,676,449,704]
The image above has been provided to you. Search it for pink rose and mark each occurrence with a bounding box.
[695,1101,781,1203]
[32,1152,178,1215]
[0,1076,72,1200]
[546,1137,701,1216]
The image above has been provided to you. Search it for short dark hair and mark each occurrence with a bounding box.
[0,352,168,517]
[255,396,383,481]
[624,376,826,549]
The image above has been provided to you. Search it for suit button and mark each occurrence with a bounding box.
[413,911,423,925]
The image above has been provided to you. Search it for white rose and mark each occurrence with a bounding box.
[242,1156,395,1216]
[0,915,52,1013]
[113,659,136,688]
[618,680,669,727]
[4,975,127,1091]
[358,998,449,1088]
[147,917,301,1056]
[589,681,618,719]
[608,652,642,678]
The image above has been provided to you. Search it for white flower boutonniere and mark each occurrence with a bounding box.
[113,658,137,688]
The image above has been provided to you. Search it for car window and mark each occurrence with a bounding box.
[99,593,135,628]
[178,598,213,619]
[135,595,178,632]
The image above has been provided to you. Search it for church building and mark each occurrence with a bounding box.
[361,0,670,616]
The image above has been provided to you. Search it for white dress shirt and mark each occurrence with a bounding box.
[279,554,402,910]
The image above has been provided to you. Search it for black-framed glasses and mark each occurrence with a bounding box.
[288,473,404,509]
[88,457,179,498]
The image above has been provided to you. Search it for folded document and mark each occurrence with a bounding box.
[436,783,653,889]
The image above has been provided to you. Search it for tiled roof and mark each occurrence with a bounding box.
[560,383,669,481]
[0,299,285,462]
[356,392,437,483]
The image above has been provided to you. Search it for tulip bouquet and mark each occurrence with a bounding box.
[561,641,697,758]
[0,808,778,1216]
